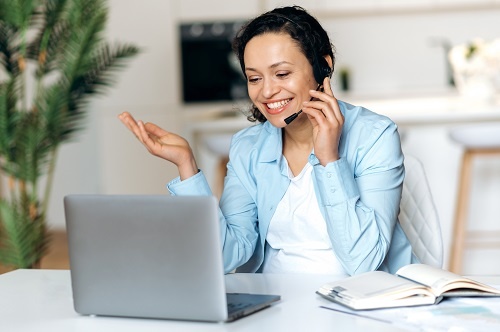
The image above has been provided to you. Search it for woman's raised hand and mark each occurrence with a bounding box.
[118,112,198,180]
[301,77,344,166]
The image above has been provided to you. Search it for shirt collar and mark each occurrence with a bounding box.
[259,121,283,163]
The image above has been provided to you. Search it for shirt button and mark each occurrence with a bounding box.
[330,188,336,193]
[327,172,332,178]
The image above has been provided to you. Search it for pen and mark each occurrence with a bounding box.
[319,306,393,324]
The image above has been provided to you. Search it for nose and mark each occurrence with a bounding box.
[262,78,280,99]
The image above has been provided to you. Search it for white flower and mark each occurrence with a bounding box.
[449,38,500,101]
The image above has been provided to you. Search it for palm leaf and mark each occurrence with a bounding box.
[0,80,21,165]
[0,0,40,30]
[42,0,69,29]
[36,82,77,144]
[0,0,23,28]
[0,199,49,268]
[62,11,107,82]
[0,22,21,76]
[2,111,51,182]
[0,83,11,155]
[31,19,71,76]
[70,43,140,102]
[27,0,70,76]
[0,0,139,269]
[67,0,107,28]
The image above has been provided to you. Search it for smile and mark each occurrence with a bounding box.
[266,98,292,110]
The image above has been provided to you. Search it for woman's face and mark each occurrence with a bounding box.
[243,32,317,128]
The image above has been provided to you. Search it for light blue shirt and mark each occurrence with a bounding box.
[168,100,417,275]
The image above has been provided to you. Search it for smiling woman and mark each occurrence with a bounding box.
[118,5,417,276]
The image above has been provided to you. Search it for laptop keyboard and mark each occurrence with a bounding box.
[225,293,280,321]
[227,301,254,315]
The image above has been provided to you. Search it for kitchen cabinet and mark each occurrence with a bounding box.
[264,0,500,17]
[436,0,495,7]
[176,0,259,21]
[319,0,434,11]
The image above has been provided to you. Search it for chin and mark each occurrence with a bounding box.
[265,116,288,128]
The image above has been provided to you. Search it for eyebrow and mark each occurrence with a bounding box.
[245,61,293,73]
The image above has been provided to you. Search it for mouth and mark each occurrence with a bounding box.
[265,98,292,115]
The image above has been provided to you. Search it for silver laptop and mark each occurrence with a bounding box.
[64,194,280,322]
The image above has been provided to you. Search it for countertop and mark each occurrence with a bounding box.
[184,92,500,139]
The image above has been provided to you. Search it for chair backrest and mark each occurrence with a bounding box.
[399,155,443,268]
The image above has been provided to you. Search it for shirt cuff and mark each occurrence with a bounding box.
[313,158,360,206]
[167,170,212,196]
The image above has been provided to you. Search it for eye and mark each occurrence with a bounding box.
[248,76,261,84]
[276,71,290,79]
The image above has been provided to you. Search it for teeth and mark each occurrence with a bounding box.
[267,99,291,109]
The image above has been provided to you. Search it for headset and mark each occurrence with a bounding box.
[264,12,332,124]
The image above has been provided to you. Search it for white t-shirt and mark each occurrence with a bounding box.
[262,159,348,275]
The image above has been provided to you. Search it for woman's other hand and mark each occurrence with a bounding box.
[118,112,198,180]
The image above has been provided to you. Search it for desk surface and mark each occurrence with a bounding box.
[2,270,500,332]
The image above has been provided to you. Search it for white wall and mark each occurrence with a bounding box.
[40,1,500,274]
[47,0,181,228]
[327,9,500,95]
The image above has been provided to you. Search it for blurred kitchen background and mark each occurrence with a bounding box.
[4,0,500,275]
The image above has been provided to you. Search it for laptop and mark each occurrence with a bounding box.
[64,194,280,322]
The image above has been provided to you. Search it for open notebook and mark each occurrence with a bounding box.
[64,194,280,322]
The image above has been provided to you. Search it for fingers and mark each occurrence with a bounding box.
[118,112,144,142]
[135,119,174,158]
[144,122,168,138]
[117,112,197,173]
[322,76,334,96]
[304,77,344,125]
[137,120,155,149]
[118,112,135,130]
[118,112,137,127]
[118,113,160,154]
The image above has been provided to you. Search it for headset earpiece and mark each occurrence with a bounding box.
[313,56,332,85]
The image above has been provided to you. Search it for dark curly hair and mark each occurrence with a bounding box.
[232,6,335,123]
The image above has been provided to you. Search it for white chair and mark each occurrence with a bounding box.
[399,155,443,268]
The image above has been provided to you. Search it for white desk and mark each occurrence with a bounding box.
[0,269,415,332]
[3,270,500,332]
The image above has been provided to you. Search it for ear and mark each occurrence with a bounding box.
[324,55,333,74]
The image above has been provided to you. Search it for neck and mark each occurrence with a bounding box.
[282,118,313,151]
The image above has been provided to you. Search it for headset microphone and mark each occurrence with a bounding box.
[284,110,302,125]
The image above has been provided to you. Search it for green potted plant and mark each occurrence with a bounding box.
[0,0,139,269]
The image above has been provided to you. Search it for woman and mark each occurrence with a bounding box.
[119,6,417,275]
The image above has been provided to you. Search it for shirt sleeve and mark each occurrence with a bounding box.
[313,120,404,275]
[218,160,260,273]
[167,170,212,196]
